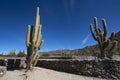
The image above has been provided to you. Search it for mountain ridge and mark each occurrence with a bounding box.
[40,31,120,56]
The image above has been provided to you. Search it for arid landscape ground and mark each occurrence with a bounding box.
[0,67,106,80]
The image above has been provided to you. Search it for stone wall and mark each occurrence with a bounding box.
[0,57,120,79]
[0,59,26,70]
[36,59,120,79]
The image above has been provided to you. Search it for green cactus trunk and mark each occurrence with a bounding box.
[26,7,44,69]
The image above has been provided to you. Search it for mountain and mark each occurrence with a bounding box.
[40,31,120,56]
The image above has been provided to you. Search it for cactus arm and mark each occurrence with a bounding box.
[94,17,98,29]
[35,7,40,27]
[90,24,97,41]
[110,32,115,41]
[35,25,42,50]
[94,17,100,35]
[35,33,41,50]
[102,19,107,37]
[33,7,40,45]
[33,53,40,66]
[98,27,102,33]
[36,25,40,44]
[38,40,44,50]
[33,27,38,45]
[39,24,42,34]
[109,41,118,52]
[33,26,38,44]
[32,53,39,63]
[26,25,31,47]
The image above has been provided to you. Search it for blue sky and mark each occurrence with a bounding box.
[0,0,120,54]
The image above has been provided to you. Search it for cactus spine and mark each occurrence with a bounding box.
[26,7,44,69]
[90,17,117,59]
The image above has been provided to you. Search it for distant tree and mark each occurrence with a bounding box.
[0,53,3,57]
[17,51,26,57]
[41,53,50,57]
[0,52,7,57]
[7,49,16,57]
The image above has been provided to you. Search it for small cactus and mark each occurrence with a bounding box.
[26,7,44,69]
[90,17,117,59]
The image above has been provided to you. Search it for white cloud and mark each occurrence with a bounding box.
[81,33,90,45]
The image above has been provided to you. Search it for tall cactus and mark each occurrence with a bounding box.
[26,7,44,69]
[90,17,117,59]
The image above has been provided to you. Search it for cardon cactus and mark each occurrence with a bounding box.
[26,7,44,69]
[90,17,117,59]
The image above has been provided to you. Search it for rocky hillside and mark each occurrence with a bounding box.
[40,31,120,56]
[114,31,120,54]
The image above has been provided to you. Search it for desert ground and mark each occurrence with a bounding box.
[0,67,106,80]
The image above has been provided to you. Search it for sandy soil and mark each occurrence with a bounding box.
[0,67,106,80]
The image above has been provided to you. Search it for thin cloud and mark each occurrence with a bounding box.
[62,0,75,16]
[81,33,90,45]
[70,0,75,10]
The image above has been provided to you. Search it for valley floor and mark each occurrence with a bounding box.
[0,67,106,80]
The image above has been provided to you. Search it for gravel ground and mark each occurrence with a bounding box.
[0,67,106,80]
